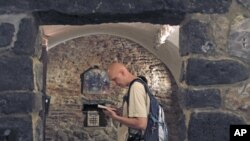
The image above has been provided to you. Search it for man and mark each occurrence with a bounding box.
[103,62,149,141]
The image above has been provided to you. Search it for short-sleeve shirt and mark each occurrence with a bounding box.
[117,81,150,141]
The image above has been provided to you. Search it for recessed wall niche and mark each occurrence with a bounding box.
[80,65,111,128]
[46,34,182,141]
[80,65,110,95]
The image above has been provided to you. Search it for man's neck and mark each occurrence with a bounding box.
[126,75,137,86]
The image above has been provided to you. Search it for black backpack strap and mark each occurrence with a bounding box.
[126,78,153,105]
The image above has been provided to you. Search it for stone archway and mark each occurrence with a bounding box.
[42,24,182,85]
[45,33,185,141]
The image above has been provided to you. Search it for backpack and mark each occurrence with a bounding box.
[126,78,168,141]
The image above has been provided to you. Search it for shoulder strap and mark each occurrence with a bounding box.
[126,78,154,112]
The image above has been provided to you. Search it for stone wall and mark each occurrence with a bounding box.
[46,35,184,141]
[0,14,44,140]
[179,1,250,141]
[0,0,250,141]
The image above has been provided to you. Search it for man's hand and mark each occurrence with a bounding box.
[103,107,118,119]
[103,107,147,130]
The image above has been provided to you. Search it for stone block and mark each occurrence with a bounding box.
[0,55,34,91]
[0,0,231,14]
[182,89,221,108]
[188,112,245,141]
[186,58,249,85]
[0,91,42,114]
[13,17,38,55]
[237,0,250,10]
[0,91,37,114]
[0,128,18,140]
[0,115,33,141]
[34,10,185,25]
[229,18,250,62]
[184,0,231,13]
[0,23,15,48]
[0,0,230,24]
[180,20,215,56]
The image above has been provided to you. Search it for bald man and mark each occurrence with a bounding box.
[104,63,150,141]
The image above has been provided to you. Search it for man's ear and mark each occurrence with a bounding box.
[120,68,126,76]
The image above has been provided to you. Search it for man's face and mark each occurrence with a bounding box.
[108,70,126,87]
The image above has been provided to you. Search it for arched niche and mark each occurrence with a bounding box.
[42,23,182,86]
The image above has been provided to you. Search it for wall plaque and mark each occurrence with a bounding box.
[80,66,110,94]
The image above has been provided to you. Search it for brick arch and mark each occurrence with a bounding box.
[44,24,182,85]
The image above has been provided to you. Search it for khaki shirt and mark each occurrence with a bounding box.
[117,82,150,141]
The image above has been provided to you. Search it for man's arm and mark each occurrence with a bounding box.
[103,108,147,130]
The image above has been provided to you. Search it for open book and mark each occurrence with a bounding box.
[97,104,109,109]
[97,104,116,111]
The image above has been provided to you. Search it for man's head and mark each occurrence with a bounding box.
[107,63,135,87]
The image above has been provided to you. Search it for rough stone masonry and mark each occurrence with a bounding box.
[0,0,250,141]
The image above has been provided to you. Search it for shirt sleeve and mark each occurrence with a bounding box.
[128,82,148,117]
